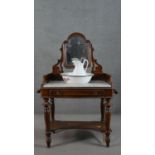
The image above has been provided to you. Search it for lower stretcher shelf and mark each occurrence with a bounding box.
[51,121,105,131]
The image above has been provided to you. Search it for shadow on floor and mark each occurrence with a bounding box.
[35,129,110,148]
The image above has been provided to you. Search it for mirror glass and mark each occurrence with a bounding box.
[66,36,88,65]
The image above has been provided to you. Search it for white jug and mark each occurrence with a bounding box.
[72,58,88,75]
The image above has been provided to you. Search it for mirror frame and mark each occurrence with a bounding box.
[52,32,103,75]
[61,32,92,68]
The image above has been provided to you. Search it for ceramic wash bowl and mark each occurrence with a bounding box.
[61,72,94,84]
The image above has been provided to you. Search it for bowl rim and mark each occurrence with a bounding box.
[61,72,94,77]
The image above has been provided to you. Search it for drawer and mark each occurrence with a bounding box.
[41,89,112,98]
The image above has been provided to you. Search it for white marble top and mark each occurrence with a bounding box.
[43,81,111,88]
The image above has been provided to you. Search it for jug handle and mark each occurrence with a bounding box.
[81,58,88,71]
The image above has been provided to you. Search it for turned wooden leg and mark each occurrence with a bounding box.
[46,132,51,148]
[50,98,55,133]
[100,98,105,122]
[100,98,105,132]
[104,98,112,147]
[43,98,51,148]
